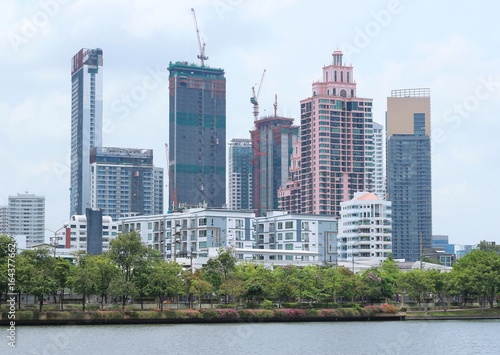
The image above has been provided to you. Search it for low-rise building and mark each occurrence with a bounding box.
[338,192,392,264]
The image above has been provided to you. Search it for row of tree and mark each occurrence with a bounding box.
[1,233,499,312]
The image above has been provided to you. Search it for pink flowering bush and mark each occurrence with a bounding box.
[379,303,398,314]
[273,308,306,319]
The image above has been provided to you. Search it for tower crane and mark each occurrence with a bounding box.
[251,69,266,122]
[191,8,208,66]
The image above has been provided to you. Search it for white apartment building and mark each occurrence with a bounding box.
[338,192,392,264]
[372,122,386,199]
[8,193,45,246]
[253,211,338,266]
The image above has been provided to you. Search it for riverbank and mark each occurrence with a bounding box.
[406,307,500,320]
[0,308,405,325]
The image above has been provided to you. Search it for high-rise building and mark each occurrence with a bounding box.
[89,147,163,220]
[296,50,374,217]
[168,62,226,210]
[373,122,385,199]
[278,140,301,213]
[386,88,432,261]
[8,193,45,246]
[337,191,392,264]
[153,167,164,215]
[70,48,103,216]
[251,115,298,216]
[228,138,253,210]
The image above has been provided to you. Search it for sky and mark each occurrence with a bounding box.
[1,0,499,246]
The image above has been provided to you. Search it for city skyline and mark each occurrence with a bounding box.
[1,0,499,246]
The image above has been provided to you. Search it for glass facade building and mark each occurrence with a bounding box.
[386,89,432,261]
[168,62,226,209]
[228,138,253,210]
[90,147,163,220]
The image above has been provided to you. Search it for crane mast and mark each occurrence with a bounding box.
[251,69,266,122]
[191,8,208,66]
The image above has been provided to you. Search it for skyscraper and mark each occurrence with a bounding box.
[70,48,103,216]
[251,115,298,216]
[168,62,226,209]
[8,193,45,246]
[89,147,163,220]
[296,50,374,217]
[386,88,432,261]
[228,138,253,210]
[373,122,386,199]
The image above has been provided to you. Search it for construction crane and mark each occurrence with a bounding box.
[251,69,266,122]
[191,8,208,66]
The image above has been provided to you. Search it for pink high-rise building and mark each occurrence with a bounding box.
[284,50,374,216]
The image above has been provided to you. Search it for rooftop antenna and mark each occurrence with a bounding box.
[273,94,278,117]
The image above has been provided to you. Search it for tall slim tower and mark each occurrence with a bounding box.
[168,62,226,209]
[373,122,386,199]
[70,48,103,216]
[228,138,253,210]
[386,88,432,261]
[298,50,374,216]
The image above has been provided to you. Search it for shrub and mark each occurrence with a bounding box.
[274,308,306,319]
[320,309,342,318]
[399,307,407,313]
[246,301,260,309]
[217,304,236,309]
[305,309,319,317]
[261,300,275,310]
[281,302,299,309]
[16,311,40,320]
[339,308,360,317]
[86,304,100,311]
[201,309,218,320]
[173,309,202,319]
[379,303,398,314]
[215,308,239,319]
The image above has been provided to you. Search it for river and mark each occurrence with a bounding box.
[7,320,500,354]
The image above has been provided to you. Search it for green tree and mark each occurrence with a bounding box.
[133,249,161,309]
[54,257,73,310]
[237,263,273,304]
[88,254,120,309]
[68,254,97,311]
[271,266,296,307]
[189,278,213,309]
[109,232,149,308]
[397,269,434,307]
[452,250,500,309]
[148,261,184,311]
[16,249,58,312]
[428,270,452,311]
[0,235,16,306]
[202,248,237,302]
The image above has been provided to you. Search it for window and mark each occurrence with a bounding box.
[285,232,294,240]
[199,218,207,226]
[285,244,293,250]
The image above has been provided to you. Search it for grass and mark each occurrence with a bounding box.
[407,307,500,317]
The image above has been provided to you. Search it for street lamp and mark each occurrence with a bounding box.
[45,226,66,257]
[348,240,362,273]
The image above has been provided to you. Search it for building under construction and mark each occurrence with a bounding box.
[168,62,226,209]
[251,115,298,217]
